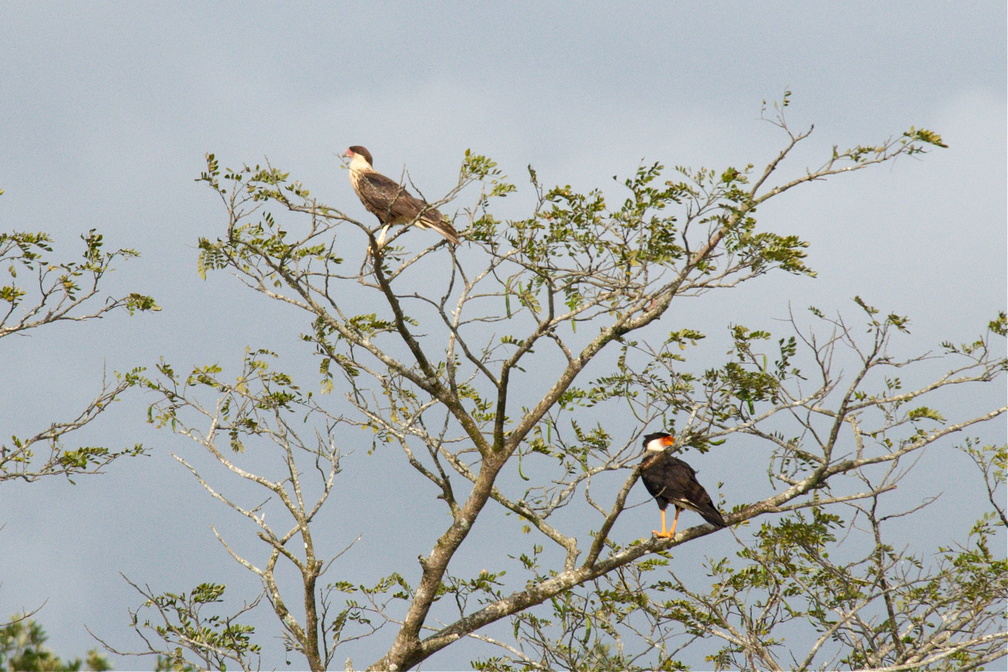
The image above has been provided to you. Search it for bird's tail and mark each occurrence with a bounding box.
[424,216,460,245]
[700,506,727,528]
[414,204,460,245]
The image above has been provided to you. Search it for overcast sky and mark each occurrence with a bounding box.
[1,3,1005,670]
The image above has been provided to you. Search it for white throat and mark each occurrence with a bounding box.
[348,153,372,173]
[645,437,669,452]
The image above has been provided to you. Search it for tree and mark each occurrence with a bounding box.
[0,616,111,672]
[126,98,1005,671]
[1,191,158,669]
[0,207,157,483]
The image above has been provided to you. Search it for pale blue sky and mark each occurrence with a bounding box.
[1,3,1004,669]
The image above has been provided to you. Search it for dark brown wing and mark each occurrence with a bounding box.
[356,172,459,244]
[356,171,425,226]
[642,454,726,527]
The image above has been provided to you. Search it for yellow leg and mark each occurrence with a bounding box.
[654,508,682,539]
[667,508,682,538]
[652,508,668,537]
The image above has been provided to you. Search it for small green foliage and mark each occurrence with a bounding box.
[361,572,414,602]
[348,313,395,338]
[57,445,112,470]
[125,292,160,313]
[694,324,789,418]
[667,328,706,350]
[131,582,260,671]
[0,283,26,304]
[989,311,1006,336]
[198,152,225,195]
[455,150,517,243]
[761,89,793,117]
[903,126,948,149]
[147,349,306,450]
[0,228,153,333]
[195,154,344,284]
[154,654,198,671]
[0,231,56,271]
[906,406,945,423]
[2,358,149,483]
[0,617,111,672]
[463,150,516,197]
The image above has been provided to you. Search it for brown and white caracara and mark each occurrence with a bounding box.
[640,432,727,538]
[345,145,460,247]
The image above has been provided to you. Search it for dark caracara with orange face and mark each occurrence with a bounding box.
[345,146,460,247]
[640,432,727,538]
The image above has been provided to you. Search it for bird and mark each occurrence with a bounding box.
[640,431,726,538]
[344,145,460,247]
